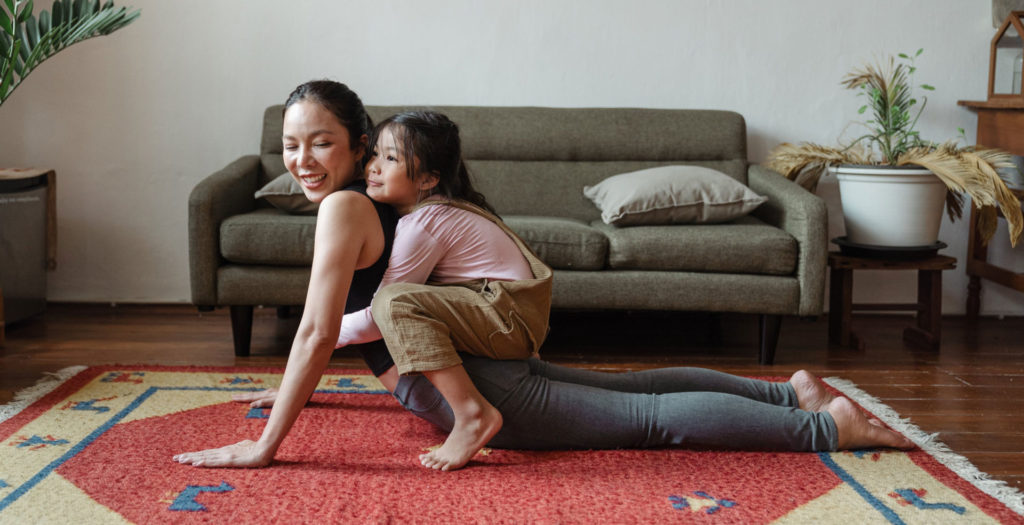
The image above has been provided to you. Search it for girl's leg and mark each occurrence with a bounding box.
[419,365,503,471]
[371,282,535,374]
[371,282,534,470]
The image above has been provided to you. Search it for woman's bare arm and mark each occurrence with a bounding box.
[173,190,382,467]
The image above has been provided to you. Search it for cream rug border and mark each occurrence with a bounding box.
[825,376,1024,517]
[0,365,87,424]
[1,368,1020,516]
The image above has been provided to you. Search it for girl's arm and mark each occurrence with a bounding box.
[336,218,443,346]
[173,190,383,467]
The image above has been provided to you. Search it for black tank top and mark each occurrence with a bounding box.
[341,180,398,376]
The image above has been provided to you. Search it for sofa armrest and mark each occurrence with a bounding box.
[748,164,827,316]
[188,155,261,306]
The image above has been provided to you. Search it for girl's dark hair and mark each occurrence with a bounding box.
[369,111,497,215]
[284,80,372,151]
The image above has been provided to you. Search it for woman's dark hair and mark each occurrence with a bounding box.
[369,111,497,215]
[284,80,372,152]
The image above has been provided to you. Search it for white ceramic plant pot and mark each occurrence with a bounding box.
[832,165,947,247]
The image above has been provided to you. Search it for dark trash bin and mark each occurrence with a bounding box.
[0,171,49,324]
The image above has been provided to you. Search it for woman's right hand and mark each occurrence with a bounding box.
[232,388,278,408]
[173,439,274,468]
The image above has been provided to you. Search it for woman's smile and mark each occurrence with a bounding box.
[298,173,328,187]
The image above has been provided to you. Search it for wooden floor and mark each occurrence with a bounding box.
[1,303,1022,490]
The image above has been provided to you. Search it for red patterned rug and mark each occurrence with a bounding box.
[1,365,1022,524]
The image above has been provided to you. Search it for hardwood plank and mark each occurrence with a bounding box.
[928,433,1024,453]
[876,398,1024,417]
[911,414,1024,434]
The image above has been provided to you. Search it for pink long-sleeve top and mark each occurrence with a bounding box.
[336,201,533,347]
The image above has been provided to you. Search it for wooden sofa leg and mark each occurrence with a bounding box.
[230,305,253,357]
[758,314,782,365]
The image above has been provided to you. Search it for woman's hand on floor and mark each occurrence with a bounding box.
[173,440,273,468]
[233,388,278,408]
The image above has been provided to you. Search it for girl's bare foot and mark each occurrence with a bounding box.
[790,370,834,412]
[827,397,914,450]
[419,404,502,471]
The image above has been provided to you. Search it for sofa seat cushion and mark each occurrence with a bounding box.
[221,209,316,265]
[503,216,607,270]
[592,215,796,275]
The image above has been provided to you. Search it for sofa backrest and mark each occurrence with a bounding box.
[260,105,747,221]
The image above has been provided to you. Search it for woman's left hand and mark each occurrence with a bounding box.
[173,439,273,468]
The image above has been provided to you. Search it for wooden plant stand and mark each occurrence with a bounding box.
[828,253,957,351]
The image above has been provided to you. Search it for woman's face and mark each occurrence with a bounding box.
[282,100,366,203]
[365,127,437,214]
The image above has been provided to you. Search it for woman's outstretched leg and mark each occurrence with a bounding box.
[527,359,833,411]
[406,356,912,452]
[394,356,914,452]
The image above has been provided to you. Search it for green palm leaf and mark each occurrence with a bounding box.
[0,0,139,105]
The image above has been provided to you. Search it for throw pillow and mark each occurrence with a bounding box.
[582,165,767,226]
[254,173,318,215]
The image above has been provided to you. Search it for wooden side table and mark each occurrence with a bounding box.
[965,187,1024,317]
[828,253,957,351]
[956,99,1024,317]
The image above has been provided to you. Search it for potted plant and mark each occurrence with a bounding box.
[767,49,1023,249]
[1,0,140,106]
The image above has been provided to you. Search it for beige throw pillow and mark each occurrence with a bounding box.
[254,173,319,215]
[583,166,767,226]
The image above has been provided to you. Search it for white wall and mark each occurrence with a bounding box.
[1,0,1022,315]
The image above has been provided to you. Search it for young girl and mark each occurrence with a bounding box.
[334,111,553,471]
[173,82,912,472]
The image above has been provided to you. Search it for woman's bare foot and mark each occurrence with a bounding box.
[790,370,834,412]
[419,404,503,471]
[827,397,914,450]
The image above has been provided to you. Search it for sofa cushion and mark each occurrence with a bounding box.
[221,209,316,265]
[592,215,796,275]
[583,165,767,226]
[254,173,319,215]
[503,216,607,270]
[467,159,748,222]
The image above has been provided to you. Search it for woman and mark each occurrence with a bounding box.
[173,81,912,470]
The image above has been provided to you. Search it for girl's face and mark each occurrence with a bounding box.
[365,127,438,215]
[282,100,366,203]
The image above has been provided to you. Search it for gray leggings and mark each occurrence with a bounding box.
[392,355,838,452]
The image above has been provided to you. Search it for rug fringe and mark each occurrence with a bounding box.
[824,376,1024,517]
[0,365,88,424]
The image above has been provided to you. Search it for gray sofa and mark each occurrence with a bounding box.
[189,105,827,364]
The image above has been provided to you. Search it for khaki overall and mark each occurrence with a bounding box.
[370,200,553,375]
